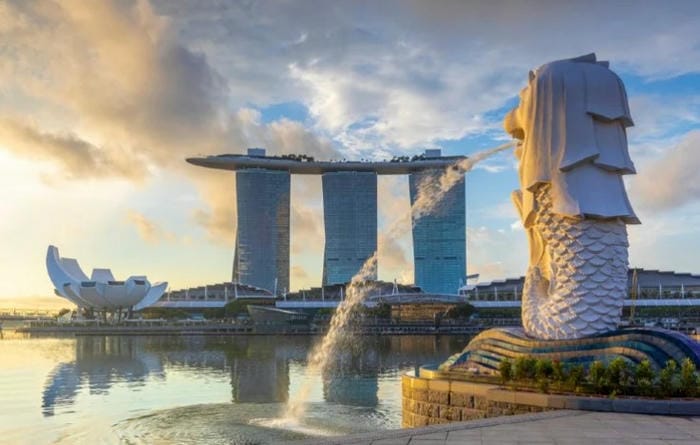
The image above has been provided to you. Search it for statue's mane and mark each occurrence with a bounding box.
[521,52,635,182]
[511,53,639,228]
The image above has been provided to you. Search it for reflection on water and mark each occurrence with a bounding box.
[42,336,164,416]
[0,334,470,444]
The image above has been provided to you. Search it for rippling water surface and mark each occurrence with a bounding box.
[0,326,469,444]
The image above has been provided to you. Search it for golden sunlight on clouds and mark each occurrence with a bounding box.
[631,131,700,211]
[125,210,177,244]
[377,176,414,284]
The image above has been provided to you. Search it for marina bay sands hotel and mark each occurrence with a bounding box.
[187,148,467,295]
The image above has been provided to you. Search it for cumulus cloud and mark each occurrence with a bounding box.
[0,118,146,181]
[151,0,700,153]
[0,0,339,246]
[631,131,700,211]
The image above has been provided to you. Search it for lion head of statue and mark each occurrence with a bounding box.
[504,53,639,227]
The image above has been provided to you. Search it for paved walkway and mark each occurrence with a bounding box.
[288,410,700,445]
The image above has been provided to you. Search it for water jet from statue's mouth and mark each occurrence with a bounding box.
[280,140,516,424]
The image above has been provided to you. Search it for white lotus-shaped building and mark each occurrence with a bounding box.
[46,245,167,311]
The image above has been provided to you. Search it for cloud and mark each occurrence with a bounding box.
[627,95,700,142]
[467,225,527,282]
[0,1,340,245]
[152,0,700,153]
[631,131,700,211]
[2,0,700,297]
[0,118,146,181]
[290,203,324,255]
[291,265,311,287]
[125,210,177,244]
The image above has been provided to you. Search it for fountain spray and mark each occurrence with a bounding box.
[268,140,516,427]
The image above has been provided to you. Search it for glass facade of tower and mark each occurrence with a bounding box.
[409,169,466,294]
[233,169,290,294]
[322,172,378,285]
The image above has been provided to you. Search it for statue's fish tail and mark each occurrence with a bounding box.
[522,184,628,340]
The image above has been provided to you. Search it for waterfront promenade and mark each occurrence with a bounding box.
[289,410,700,444]
[14,321,484,336]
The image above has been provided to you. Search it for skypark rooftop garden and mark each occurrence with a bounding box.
[187,148,466,174]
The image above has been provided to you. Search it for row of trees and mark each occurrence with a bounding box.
[498,356,700,398]
[278,153,315,162]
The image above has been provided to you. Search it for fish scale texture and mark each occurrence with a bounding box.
[522,184,629,340]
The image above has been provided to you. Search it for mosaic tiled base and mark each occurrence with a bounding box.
[440,327,700,374]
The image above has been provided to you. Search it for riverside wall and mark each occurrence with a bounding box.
[402,371,700,427]
[402,374,553,427]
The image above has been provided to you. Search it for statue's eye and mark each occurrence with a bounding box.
[528,70,535,82]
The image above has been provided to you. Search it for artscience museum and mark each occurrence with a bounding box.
[46,245,167,313]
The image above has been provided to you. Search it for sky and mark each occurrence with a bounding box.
[1,0,700,308]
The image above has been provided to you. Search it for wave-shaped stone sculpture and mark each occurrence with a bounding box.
[46,245,167,311]
[441,327,700,374]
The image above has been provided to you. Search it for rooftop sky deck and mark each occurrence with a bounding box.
[186,152,467,175]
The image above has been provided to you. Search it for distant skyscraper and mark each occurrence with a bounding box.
[322,172,378,285]
[409,169,466,294]
[233,168,290,294]
[189,147,467,293]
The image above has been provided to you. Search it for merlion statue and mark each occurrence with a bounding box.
[438,54,700,376]
[504,53,639,340]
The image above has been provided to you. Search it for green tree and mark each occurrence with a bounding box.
[679,358,698,397]
[202,308,225,319]
[658,359,679,398]
[634,359,655,397]
[567,364,585,391]
[535,358,554,393]
[365,303,391,319]
[499,358,513,384]
[224,299,249,317]
[514,356,537,381]
[588,361,608,394]
[535,359,554,380]
[445,303,476,319]
[606,357,631,393]
[551,360,565,384]
[57,308,71,318]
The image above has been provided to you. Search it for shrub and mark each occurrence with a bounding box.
[634,359,655,397]
[57,308,71,318]
[588,361,608,394]
[444,303,476,319]
[535,359,554,380]
[224,299,249,316]
[606,357,631,393]
[658,359,679,398]
[499,358,513,384]
[679,358,699,398]
[567,364,585,391]
[534,359,554,393]
[552,360,565,384]
[514,356,537,381]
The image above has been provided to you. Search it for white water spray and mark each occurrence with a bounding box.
[283,252,378,421]
[383,140,517,241]
[257,141,516,431]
